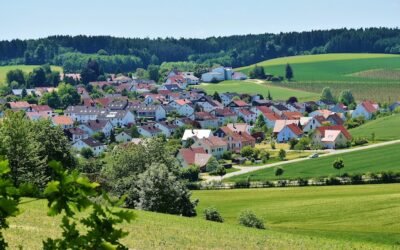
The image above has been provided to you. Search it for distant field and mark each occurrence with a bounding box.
[350,114,400,141]
[197,80,319,101]
[226,142,400,182]
[194,184,400,247]
[237,53,400,102]
[0,65,63,84]
[6,197,388,250]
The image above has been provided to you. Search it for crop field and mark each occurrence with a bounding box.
[237,53,400,102]
[0,65,63,84]
[226,142,400,182]
[5,197,390,250]
[194,184,400,248]
[350,114,400,141]
[197,80,319,101]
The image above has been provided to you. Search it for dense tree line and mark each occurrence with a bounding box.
[1,28,400,72]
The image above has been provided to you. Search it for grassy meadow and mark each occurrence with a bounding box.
[226,142,400,182]
[193,184,400,248]
[0,65,63,84]
[236,53,400,102]
[350,114,400,141]
[5,185,400,249]
[197,80,318,101]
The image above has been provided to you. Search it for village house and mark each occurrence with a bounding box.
[301,115,327,133]
[312,125,351,149]
[228,99,251,112]
[192,96,222,112]
[192,136,228,158]
[176,147,211,170]
[64,127,89,142]
[352,101,379,120]
[73,137,106,155]
[133,104,166,121]
[269,104,290,116]
[155,121,179,137]
[214,126,255,153]
[8,101,31,111]
[194,112,219,129]
[169,99,194,117]
[137,123,163,137]
[79,119,113,137]
[276,123,303,143]
[65,106,107,122]
[115,130,133,143]
[97,110,135,127]
[52,115,74,129]
[182,129,212,143]
[237,109,257,123]
[219,92,241,106]
[211,108,238,126]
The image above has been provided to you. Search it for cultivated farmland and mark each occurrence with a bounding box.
[237,53,400,102]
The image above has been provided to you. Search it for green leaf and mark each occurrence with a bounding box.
[44,181,60,195]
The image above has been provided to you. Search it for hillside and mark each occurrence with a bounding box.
[350,114,400,141]
[237,53,400,102]
[0,65,63,84]
[225,142,400,182]
[194,184,400,248]
[6,185,399,249]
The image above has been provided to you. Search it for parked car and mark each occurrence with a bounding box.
[309,153,319,159]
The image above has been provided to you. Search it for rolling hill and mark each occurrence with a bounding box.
[350,114,400,141]
[6,184,400,249]
[236,53,400,102]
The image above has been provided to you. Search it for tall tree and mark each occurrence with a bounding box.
[338,89,355,105]
[285,63,294,81]
[147,64,160,82]
[321,87,335,102]
[6,69,25,87]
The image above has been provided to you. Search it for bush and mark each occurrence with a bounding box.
[350,174,363,184]
[325,176,341,185]
[278,149,286,161]
[270,141,276,149]
[181,166,200,182]
[240,146,254,158]
[297,178,308,186]
[203,207,224,223]
[238,210,265,229]
[209,165,226,176]
[353,137,368,146]
[222,151,232,160]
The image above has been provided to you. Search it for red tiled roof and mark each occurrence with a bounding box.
[239,109,254,116]
[175,99,191,106]
[199,136,228,148]
[316,125,351,140]
[31,105,52,112]
[256,106,273,115]
[179,147,206,165]
[9,101,31,109]
[282,111,302,120]
[287,123,303,136]
[264,113,282,121]
[195,112,217,120]
[233,100,249,107]
[362,101,378,113]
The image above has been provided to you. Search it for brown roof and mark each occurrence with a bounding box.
[233,100,249,107]
[282,111,302,120]
[256,106,273,115]
[179,147,208,166]
[264,113,282,121]
[9,101,31,109]
[31,105,52,112]
[198,136,228,148]
[195,112,217,120]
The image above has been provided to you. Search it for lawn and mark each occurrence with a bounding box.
[5,197,388,250]
[197,79,318,101]
[226,142,400,182]
[193,184,400,247]
[350,114,400,141]
[237,53,400,102]
[0,65,63,84]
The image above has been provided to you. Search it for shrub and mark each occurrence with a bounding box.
[353,137,368,146]
[241,146,254,158]
[238,210,265,229]
[275,167,284,177]
[350,174,363,184]
[270,141,276,149]
[209,165,226,176]
[222,151,232,160]
[325,176,341,185]
[278,149,286,161]
[297,178,308,186]
[203,207,224,223]
[181,165,200,182]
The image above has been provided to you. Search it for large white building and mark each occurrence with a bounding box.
[201,67,234,83]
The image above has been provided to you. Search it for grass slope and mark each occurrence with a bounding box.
[0,65,63,84]
[226,142,400,182]
[350,114,400,141]
[193,184,400,248]
[5,198,387,250]
[237,53,400,102]
[197,80,318,101]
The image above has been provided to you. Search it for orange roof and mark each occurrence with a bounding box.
[282,111,302,120]
[175,99,191,106]
[286,123,303,136]
[233,100,249,107]
[52,116,73,126]
[9,101,31,109]
[256,106,273,115]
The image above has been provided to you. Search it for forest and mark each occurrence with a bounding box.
[1,27,400,73]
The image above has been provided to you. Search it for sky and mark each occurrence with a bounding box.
[1,0,399,40]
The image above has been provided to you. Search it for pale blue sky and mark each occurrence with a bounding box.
[1,0,399,40]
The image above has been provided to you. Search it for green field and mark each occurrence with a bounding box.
[226,142,400,182]
[197,80,319,101]
[350,114,400,141]
[0,65,63,84]
[5,196,389,250]
[194,184,400,248]
[237,53,400,102]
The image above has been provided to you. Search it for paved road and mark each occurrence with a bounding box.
[205,139,400,182]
